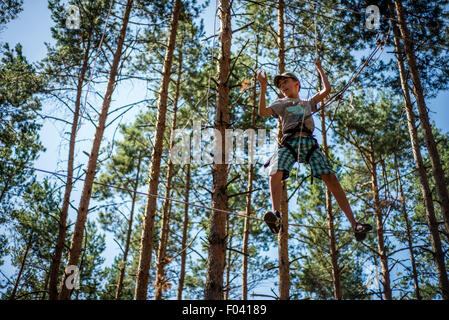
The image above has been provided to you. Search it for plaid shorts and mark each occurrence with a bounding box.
[266,136,336,181]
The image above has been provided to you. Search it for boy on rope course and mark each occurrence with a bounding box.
[257,59,372,241]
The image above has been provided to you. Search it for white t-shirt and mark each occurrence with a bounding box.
[268,97,317,133]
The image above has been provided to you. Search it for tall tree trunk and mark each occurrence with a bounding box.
[204,0,231,300]
[10,233,33,300]
[393,0,449,235]
[369,149,392,300]
[393,154,421,300]
[389,6,449,299]
[176,162,191,300]
[48,31,92,300]
[224,215,232,300]
[241,35,259,300]
[115,153,143,299]
[41,269,50,300]
[319,87,341,300]
[154,39,184,300]
[277,0,290,300]
[58,0,134,300]
[134,0,182,300]
[74,227,89,300]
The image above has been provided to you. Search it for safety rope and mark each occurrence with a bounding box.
[1,4,394,240]
[1,159,406,235]
[293,3,318,182]
[304,29,391,122]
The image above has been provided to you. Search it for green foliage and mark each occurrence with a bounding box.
[0,0,23,27]
[1,178,61,299]
[1,0,448,301]
[0,43,44,217]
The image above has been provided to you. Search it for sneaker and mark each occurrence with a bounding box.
[264,210,282,234]
[354,222,373,241]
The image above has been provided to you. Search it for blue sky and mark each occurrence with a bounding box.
[1,1,447,167]
[2,1,448,132]
[1,0,448,299]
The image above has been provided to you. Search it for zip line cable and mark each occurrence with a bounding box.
[294,2,318,183]
[174,0,219,135]
[302,29,390,123]
[1,159,408,235]
[1,4,403,241]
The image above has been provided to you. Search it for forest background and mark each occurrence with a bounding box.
[1,0,449,300]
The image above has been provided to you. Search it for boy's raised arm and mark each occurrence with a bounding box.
[257,70,273,117]
[310,59,332,107]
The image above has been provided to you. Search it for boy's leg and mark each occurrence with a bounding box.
[264,170,284,234]
[265,138,297,234]
[321,173,357,229]
[305,140,372,240]
[269,170,284,212]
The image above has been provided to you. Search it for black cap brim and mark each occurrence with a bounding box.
[274,74,299,88]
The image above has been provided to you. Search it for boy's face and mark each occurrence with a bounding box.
[278,77,300,97]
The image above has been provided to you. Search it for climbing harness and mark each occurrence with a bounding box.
[263,120,320,183]
[263,29,390,184]
[264,3,323,184]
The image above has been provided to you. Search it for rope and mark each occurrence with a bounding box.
[174,0,218,135]
[1,159,405,235]
[0,4,397,241]
[302,29,390,123]
[294,3,317,182]
[204,0,219,127]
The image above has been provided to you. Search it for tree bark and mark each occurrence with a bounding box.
[224,215,232,300]
[58,0,134,300]
[10,233,33,300]
[154,39,183,300]
[204,0,231,300]
[48,30,92,300]
[277,0,290,300]
[389,4,449,299]
[241,163,253,299]
[369,150,392,300]
[393,0,449,236]
[134,0,182,300]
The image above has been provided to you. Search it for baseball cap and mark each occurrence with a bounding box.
[274,72,300,88]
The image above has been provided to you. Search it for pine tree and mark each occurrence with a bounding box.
[154,32,184,300]
[4,178,60,300]
[0,0,23,30]
[92,120,149,299]
[43,0,117,300]
[134,0,182,300]
[386,0,449,299]
[204,0,232,300]
[332,89,410,299]
[392,0,449,243]
[0,43,44,209]
[58,0,135,300]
